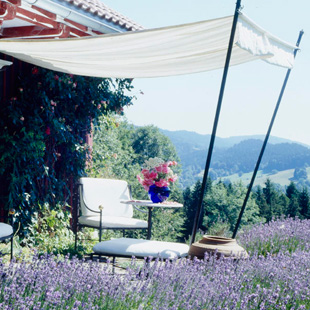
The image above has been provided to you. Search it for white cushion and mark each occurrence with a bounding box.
[93,238,189,259]
[78,215,148,229]
[79,178,133,217]
[0,223,13,239]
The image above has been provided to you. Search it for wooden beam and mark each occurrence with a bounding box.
[1,23,71,38]
[32,5,57,20]
[0,1,17,20]
[64,18,88,32]
[16,6,58,28]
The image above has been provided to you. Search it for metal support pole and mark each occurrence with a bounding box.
[190,0,242,246]
[232,30,304,239]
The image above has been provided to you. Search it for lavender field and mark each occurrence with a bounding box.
[1,217,310,310]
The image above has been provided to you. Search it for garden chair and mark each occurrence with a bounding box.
[0,221,14,260]
[75,177,151,249]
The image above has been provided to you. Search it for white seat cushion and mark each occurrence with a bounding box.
[0,223,13,239]
[93,238,189,259]
[79,178,133,217]
[78,216,148,229]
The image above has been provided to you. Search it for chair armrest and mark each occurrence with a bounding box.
[127,184,148,213]
[8,209,14,226]
[132,205,148,214]
[79,183,100,214]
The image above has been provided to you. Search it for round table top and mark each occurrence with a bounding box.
[120,199,183,208]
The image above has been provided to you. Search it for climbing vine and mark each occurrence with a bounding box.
[0,66,134,235]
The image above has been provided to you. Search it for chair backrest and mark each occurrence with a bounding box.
[79,178,133,218]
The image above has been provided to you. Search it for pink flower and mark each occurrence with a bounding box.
[168,161,177,166]
[141,169,149,175]
[155,179,169,187]
[149,171,158,179]
[155,165,169,174]
[137,158,178,192]
[144,179,154,187]
[168,175,178,183]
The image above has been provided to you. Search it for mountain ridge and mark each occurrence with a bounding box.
[159,129,310,188]
[159,128,310,149]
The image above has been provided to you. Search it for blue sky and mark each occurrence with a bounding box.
[103,0,310,146]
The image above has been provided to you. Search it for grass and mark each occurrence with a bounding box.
[219,169,297,187]
[219,167,310,187]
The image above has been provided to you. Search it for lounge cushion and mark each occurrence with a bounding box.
[78,216,148,229]
[93,238,189,259]
[0,223,13,240]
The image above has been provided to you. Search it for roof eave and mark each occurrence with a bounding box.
[24,0,130,33]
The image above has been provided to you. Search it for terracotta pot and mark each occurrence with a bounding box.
[189,235,248,259]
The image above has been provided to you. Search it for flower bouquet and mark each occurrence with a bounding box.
[137,157,178,203]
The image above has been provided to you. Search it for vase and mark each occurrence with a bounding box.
[148,184,170,203]
[188,235,248,259]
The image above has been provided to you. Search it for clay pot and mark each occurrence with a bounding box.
[189,235,248,259]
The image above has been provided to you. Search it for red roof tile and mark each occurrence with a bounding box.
[63,0,143,31]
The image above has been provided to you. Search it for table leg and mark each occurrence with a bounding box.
[147,207,153,240]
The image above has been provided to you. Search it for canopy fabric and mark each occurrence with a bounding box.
[0,13,297,78]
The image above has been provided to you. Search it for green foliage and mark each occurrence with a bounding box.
[299,188,310,218]
[22,202,74,256]
[254,178,310,223]
[131,125,180,166]
[15,202,96,258]
[182,180,205,240]
[203,181,262,233]
[90,117,141,183]
[0,66,134,236]
[286,181,300,217]
[262,179,287,220]
[181,179,262,241]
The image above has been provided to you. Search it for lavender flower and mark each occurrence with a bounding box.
[0,218,309,309]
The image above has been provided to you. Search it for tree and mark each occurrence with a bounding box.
[262,179,286,221]
[254,185,269,220]
[182,181,202,240]
[204,181,261,234]
[293,167,308,181]
[299,188,310,219]
[286,181,300,217]
[131,125,180,167]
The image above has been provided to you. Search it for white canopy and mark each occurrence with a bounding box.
[0,13,297,78]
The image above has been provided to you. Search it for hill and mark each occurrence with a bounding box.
[160,129,310,189]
